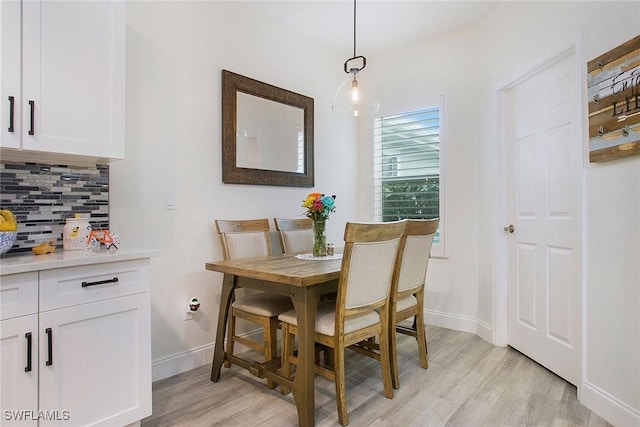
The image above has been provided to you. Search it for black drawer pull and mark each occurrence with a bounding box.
[28,100,35,135]
[81,277,119,288]
[8,96,15,132]
[46,328,53,366]
[25,332,32,372]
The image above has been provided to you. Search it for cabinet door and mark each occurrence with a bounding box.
[39,293,151,427]
[0,0,21,149]
[0,315,38,427]
[22,0,125,159]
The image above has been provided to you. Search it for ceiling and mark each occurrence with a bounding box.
[248,1,500,57]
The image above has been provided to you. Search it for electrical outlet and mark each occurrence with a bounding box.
[183,310,194,321]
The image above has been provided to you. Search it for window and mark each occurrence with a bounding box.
[373,97,445,256]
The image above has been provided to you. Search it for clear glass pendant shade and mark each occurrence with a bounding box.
[332,71,380,117]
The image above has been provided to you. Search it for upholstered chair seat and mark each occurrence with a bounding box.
[232,293,296,317]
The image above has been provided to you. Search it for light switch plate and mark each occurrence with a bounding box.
[163,191,175,210]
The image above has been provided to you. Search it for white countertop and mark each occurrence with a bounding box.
[0,248,159,275]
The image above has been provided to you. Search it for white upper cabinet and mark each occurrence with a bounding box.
[1,0,125,163]
[1,0,22,150]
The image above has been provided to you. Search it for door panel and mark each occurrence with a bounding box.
[547,246,573,346]
[507,52,579,385]
[516,243,537,330]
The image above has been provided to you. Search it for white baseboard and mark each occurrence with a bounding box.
[152,343,215,382]
[580,380,640,427]
[425,309,479,334]
[475,318,494,344]
[152,331,263,382]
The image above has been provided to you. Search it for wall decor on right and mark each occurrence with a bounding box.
[587,35,640,163]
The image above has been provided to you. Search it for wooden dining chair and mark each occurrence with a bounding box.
[279,220,406,426]
[388,218,439,389]
[214,219,294,386]
[273,217,314,254]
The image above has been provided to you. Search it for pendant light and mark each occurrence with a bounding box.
[332,0,379,117]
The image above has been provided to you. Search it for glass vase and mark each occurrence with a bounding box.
[312,218,327,257]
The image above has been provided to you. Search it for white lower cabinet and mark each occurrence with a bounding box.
[1,314,39,427]
[0,260,151,426]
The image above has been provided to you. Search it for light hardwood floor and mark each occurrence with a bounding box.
[142,326,611,427]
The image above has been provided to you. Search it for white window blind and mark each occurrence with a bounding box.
[373,100,444,250]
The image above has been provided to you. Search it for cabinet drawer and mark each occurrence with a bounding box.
[39,259,150,312]
[0,272,38,320]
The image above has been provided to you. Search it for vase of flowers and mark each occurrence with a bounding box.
[302,192,336,257]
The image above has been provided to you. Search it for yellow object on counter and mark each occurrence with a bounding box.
[0,209,18,231]
[32,239,56,255]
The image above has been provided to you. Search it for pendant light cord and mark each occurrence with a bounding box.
[343,0,366,74]
[353,0,357,58]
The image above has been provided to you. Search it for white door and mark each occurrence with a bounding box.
[505,52,579,385]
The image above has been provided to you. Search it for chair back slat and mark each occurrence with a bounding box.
[215,219,271,260]
[397,234,434,292]
[274,218,313,254]
[345,239,401,309]
[224,232,271,259]
[395,218,439,294]
[338,221,406,316]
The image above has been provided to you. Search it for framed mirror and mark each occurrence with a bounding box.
[221,70,314,187]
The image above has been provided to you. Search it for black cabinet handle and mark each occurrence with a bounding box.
[28,100,35,135]
[81,277,119,288]
[25,332,32,372]
[8,96,15,132]
[45,328,53,366]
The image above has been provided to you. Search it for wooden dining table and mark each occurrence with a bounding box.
[205,252,343,426]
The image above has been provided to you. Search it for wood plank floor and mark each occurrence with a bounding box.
[142,326,611,427]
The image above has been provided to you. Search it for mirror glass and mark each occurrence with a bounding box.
[236,92,304,173]
[222,70,314,187]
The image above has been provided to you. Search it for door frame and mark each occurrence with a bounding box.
[490,37,586,391]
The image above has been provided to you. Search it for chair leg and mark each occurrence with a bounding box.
[415,308,428,369]
[224,309,235,368]
[390,315,400,389]
[280,323,293,395]
[378,326,394,399]
[264,317,279,389]
[334,343,349,426]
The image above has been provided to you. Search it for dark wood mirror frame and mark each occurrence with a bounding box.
[221,70,314,187]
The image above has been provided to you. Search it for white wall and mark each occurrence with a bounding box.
[111,1,639,424]
[110,1,358,377]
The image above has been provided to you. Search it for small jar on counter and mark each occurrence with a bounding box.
[63,214,91,251]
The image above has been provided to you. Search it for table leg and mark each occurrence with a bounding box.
[290,287,320,427]
[210,274,235,382]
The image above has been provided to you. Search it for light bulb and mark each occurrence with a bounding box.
[350,78,360,102]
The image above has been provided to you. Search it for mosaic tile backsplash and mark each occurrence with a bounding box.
[0,161,109,255]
